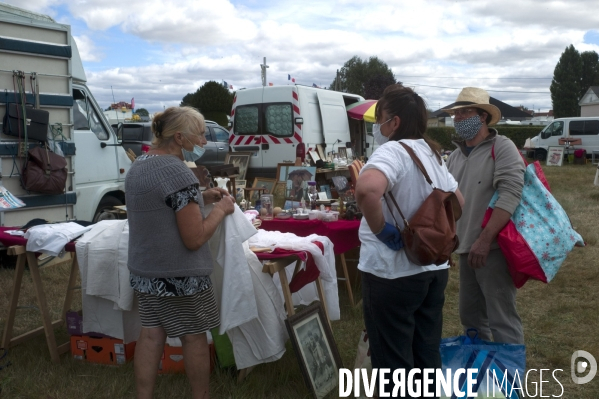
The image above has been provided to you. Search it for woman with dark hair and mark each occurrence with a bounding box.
[355,84,464,396]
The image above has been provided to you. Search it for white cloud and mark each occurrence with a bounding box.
[6,0,599,112]
[73,34,104,62]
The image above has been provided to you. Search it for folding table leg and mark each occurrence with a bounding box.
[26,252,60,363]
[277,268,295,317]
[314,277,331,330]
[61,254,79,321]
[339,253,355,306]
[1,249,27,349]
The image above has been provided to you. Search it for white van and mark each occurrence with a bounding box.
[527,117,599,160]
[229,85,365,179]
[0,4,132,227]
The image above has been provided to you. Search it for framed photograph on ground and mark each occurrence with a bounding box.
[225,152,252,180]
[285,302,342,399]
[546,146,565,166]
[251,177,276,202]
[276,162,296,182]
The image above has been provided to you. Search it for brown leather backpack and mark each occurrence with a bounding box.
[384,143,462,266]
[22,146,68,194]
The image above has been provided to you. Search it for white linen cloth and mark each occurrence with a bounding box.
[207,204,258,334]
[75,220,133,311]
[247,229,340,321]
[208,204,288,369]
[24,222,92,257]
[226,242,288,369]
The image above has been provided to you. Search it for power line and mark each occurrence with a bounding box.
[397,75,552,80]
[402,82,550,94]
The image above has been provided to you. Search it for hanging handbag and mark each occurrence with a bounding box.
[3,103,49,143]
[384,142,462,266]
[440,329,526,399]
[481,145,584,288]
[22,146,67,194]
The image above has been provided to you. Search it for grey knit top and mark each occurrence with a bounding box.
[125,155,214,278]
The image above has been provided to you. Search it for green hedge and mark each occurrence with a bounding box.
[426,126,543,151]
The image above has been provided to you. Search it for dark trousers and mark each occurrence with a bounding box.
[362,269,448,398]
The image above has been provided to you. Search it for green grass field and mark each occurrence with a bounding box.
[1,162,598,398]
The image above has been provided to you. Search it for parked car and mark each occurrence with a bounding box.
[113,120,230,167]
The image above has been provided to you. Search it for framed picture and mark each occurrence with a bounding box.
[286,166,316,202]
[316,144,326,161]
[276,162,296,182]
[251,177,276,202]
[337,147,347,159]
[234,180,247,203]
[285,302,342,399]
[272,182,287,208]
[318,192,328,200]
[546,146,565,166]
[345,148,353,160]
[319,184,331,199]
[225,152,252,180]
[309,150,321,164]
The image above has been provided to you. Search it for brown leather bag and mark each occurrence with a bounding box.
[384,143,462,266]
[22,146,68,194]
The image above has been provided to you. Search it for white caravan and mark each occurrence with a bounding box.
[0,4,132,228]
[229,85,366,179]
[527,117,599,160]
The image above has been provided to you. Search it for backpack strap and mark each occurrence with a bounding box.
[383,142,435,230]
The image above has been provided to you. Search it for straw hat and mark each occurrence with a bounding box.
[442,87,501,125]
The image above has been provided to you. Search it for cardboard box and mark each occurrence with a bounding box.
[158,343,215,374]
[70,335,136,365]
[66,310,109,337]
[81,292,141,343]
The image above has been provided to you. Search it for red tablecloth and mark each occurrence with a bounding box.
[255,243,324,293]
[0,226,77,253]
[259,218,360,255]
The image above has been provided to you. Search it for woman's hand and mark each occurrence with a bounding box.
[202,187,229,205]
[214,194,236,215]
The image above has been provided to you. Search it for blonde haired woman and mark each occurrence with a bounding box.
[126,106,234,398]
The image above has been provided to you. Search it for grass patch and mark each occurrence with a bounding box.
[1,163,598,398]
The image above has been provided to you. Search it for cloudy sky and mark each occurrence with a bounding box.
[5,0,599,114]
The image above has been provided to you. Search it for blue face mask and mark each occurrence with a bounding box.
[181,136,206,162]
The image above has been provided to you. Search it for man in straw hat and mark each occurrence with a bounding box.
[445,87,525,344]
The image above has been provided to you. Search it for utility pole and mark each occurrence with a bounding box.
[260,57,269,87]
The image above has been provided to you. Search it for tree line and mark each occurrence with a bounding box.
[551,45,599,118]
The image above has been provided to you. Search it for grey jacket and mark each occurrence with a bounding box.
[447,129,525,254]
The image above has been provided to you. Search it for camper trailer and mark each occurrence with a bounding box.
[229,85,366,179]
[0,4,131,227]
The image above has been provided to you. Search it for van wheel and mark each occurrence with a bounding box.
[93,197,123,223]
[534,150,547,161]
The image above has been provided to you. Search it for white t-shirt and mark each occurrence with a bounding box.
[357,139,459,279]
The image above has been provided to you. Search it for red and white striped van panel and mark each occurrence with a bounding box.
[228,88,302,145]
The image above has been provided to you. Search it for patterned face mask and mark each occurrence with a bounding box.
[454,114,483,141]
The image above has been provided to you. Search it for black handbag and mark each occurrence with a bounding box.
[3,103,49,142]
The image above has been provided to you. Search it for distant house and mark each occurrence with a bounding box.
[428,96,533,127]
[579,86,599,117]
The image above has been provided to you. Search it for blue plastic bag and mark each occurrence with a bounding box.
[439,330,526,399]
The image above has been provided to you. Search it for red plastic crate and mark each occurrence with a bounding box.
[70,335,135,365]
[157,343,215,374]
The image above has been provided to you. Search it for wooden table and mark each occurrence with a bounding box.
[259,218,360,306]
[0,228,79,363]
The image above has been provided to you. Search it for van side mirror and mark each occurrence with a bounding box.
[294,117,304,125]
